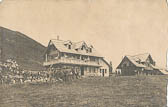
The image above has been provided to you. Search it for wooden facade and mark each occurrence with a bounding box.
[116,53,162,76]
[43,39,110,77]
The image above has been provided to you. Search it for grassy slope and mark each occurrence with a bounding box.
[0,75,167,107]
[0,27,46,70]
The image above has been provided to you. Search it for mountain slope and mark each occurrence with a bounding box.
[0,27,46,70]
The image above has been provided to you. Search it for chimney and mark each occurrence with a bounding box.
[57,35,59,40]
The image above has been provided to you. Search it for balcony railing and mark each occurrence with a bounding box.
[43,58,101,67]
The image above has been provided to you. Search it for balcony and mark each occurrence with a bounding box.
[43,58,101,67]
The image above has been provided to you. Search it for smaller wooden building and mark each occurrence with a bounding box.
[116,53,164,76]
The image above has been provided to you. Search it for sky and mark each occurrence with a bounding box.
[0,0,168,68]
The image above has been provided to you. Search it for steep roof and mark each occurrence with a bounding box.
[126,56,146,68]
[122,53,151,68]
[48,39,102,57]
[131,53,150,62]
[73,41,85,49]
[124,53,160,70]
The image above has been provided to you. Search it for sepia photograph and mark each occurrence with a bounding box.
[0,0,168,106]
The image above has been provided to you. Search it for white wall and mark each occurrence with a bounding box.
[99,58,110,77]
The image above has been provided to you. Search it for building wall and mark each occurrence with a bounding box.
[99,58,110,77]
[79,58,110,77]
[79,65,109,77]
[120,67,142,76]
[82,66,100,76]
[47,63,110,77]
[117,57,141,76]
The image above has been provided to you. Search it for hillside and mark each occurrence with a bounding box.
[0,26,46,70]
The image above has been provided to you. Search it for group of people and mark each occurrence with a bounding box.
[0,59,81,85]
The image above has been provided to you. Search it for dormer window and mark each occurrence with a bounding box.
[89,48,92,52]
[68,45,71,49]
[86,49,88,53]
[136,59,141,64]
[153,61,156,66]
[64,40,72,49]
[81,46,84,50]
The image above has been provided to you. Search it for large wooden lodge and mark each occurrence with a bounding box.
[43,38,111,77]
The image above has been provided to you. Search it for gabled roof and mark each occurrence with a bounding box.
[126,56,146,68]
[73,41,85,49]
[64,40,72,45]
[47,39,102,57]
[124,53,157,69]
[131,53,150,62]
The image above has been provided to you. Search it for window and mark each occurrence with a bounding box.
[81,45,83,50]
[122,62,129,67]
[127,62,129,66]
[95,68,98,72]
[90,48,92,52]
[84,67,87,71]
[146,63,149,67]
[105,69,107,73]
[122,64,127,67]
[89,67,91,73]
[81,56,84,60]
[153,62,156,66]
[68,45,71,49]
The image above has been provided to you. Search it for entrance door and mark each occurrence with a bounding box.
[81,66,84,75]
[102,69,104,77]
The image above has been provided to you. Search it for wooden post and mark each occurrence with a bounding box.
[80,55,82,60]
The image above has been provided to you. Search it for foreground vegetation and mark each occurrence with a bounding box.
[0,75,167,107]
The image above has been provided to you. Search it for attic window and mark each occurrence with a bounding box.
[136,59,141,64]
[153,62,156,66]
[68,45,71,49]
[81,46,84,50]
[89,48,92,52]
[86,49,89,53]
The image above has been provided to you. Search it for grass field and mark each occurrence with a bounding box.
[0,75,167,107]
